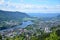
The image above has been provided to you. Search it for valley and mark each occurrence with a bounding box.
[0,10,60,40]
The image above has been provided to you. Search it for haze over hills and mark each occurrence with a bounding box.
[0,10,30,21]
[0,10,60,19]
[0,10,60,22]
[27,13,60,18]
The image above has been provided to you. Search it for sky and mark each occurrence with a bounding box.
[0,0,60,13]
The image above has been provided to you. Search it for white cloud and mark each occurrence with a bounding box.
[0,0,60,13]
[0,0,5,4]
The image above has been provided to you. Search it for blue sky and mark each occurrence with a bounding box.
[0,0,60,13]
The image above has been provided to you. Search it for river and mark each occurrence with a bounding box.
[0,21,33,32]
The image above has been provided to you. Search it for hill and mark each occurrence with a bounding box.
[0,10,30,21]
[0,10,30,30]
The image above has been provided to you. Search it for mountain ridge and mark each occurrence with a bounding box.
[0,10,30,21]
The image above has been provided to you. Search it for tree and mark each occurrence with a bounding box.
[45,31,58,40]
[30,36,38,40]
[56,30,60,37]
[0,34,2,40]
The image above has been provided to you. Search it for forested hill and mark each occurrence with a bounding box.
[0,10,30,21]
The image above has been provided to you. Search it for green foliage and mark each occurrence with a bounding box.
[45,31,59,40]
[30,36,38,40]
[56,30,60,37]
[0,34,2,40]
[25,24,33,30]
